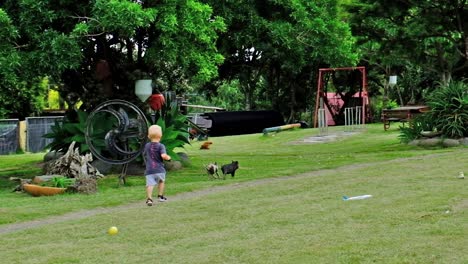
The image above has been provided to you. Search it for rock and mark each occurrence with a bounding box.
[177,152,191,166]
[9,177,32,192]
[32,175,63,184]
[68,178,97,194]
[91,159,113,175]
[408,140,420,146]
[460,138,468,146]
[165,160,183,171]
[418,138,442,147]
[43,151,64,162]
[125,161,145,175]
[442,138,460,147]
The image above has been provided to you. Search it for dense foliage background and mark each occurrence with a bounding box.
[0,0,466,121]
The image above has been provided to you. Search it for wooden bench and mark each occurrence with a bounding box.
[382,110,409,130]
[382,106,429,131]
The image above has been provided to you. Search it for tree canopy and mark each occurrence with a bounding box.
[347,0,467,105]
[203,0,358,121]
[0,0,466,120]
[0,0,225,118]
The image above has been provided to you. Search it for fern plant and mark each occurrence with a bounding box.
[425,81,468,138]
[45,102,190,161]
[43,110,114,154]
[398,114,435,143]
[151,102,190,160]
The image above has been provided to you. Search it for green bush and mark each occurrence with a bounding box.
[398,114,436,143]
[44,102,190,161]
[426,81,468,138]
[371,97,399,122]
[0,77,48,119]
[398,81,467,143]
[149,102,190,160]
[43,110,114,154]
[52,176,75,188]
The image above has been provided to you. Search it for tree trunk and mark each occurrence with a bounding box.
[244,83,253,110]
[241,67,263,111]
[440,71,452,86]
[395,85,405,106]
[287,84,296,123]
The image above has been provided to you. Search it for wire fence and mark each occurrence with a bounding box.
[25,116,63,153]
[0,119,19,155]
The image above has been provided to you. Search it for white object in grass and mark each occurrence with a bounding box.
[343,194,373,201]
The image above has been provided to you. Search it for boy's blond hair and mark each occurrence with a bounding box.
[148,125,162,141]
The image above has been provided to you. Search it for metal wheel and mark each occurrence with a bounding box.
[85,100,148,165]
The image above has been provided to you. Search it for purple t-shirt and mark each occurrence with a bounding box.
[144,142,167,175]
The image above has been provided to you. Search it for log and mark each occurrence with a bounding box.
[44,142,103,179]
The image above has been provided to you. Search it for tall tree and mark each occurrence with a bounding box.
[0,7,47,118]
[347,0,467,89]
[0,0,225,118]
[205,0,358,120]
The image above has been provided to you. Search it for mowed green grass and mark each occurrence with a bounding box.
[0,124,467,263]
[1,143,467,263]
[0,124,458,225]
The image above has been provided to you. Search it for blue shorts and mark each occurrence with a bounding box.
[145,173,166,187]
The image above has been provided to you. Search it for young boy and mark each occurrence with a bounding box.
[144,125,171,206]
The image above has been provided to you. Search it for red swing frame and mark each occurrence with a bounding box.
[313,66,368,128]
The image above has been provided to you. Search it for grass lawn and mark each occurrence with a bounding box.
[0,124,467,263]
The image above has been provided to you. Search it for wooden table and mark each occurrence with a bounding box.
[382,106,429,130]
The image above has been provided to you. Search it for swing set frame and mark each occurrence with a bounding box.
[313,66,369,128]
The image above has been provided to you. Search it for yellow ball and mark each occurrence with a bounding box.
[108,226,118,235]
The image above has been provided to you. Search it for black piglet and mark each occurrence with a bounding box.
[221,161,239,179]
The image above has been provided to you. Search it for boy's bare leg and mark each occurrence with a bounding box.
[158,181,165,196]
[157,181,167,202]
[145,185,155,206]
[146,185,154,200]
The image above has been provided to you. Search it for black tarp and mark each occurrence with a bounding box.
[202,110,284,137]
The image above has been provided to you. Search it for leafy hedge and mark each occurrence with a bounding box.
[150,102,190,160]
[426,81,468,138]
[399,81,468,143]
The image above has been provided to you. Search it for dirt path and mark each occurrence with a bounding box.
[0,150,463,235]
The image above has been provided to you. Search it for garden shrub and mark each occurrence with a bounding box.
[425,81,468,138]
[398,114,435,143]
[44,101,190,161]
[44,109,114,154]
[399,80,468,143]
[150,102,190,160]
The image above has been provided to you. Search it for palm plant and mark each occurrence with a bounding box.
[398,114,436,143]
[44,102,190,162]
[44,110,114,154]
[150,101,190,160]
[425,81,468,138]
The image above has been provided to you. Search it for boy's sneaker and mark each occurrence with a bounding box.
[146,198,153,206]
[158,195,167,202]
